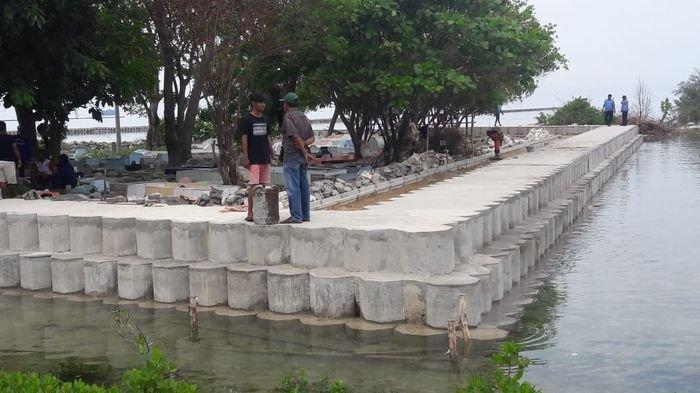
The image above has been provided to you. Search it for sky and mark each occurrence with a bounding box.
[1,0,699,129]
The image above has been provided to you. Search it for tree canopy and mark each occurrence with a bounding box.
[675,69,700,125]
[0,0,157,157]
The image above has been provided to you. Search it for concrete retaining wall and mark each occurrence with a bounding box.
[0,126,641,331]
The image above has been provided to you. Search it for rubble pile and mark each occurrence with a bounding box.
[523,128,554,142]
[310,151,448,202]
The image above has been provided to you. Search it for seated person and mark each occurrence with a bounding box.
[52,154,77,189]
[35,151,53,187]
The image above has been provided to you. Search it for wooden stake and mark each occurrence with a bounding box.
[458,294,470,345]
[188,296,199,343]
[447,319,459,361]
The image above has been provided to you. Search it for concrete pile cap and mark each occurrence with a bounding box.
[267,264,308,276]
[425,273,478,287]
[83,255,118,263]
[227,263,268,273]
[22,252,51,258]
[50,253,85,261]
[189,261,228,271]
[309,267,358,279]
[152,259,191,268]
[118,256,154,266]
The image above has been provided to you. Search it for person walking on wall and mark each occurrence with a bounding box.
[279,92,315,224]
[603,94,615,126]
[494,106,503,127]
[238,92,274,222]
[620,95,629,126]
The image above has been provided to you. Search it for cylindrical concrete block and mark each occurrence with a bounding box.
[207,222,246,264]
[0,212,9,249]
[117,257,153,300]
[252,185,280,225]
[171,221,207,262]
[247,225,290,265]
[0,251,20,287]
[227,264,268,310]
[291,227,345,269]
[189,263,227,306]
[102,217,136,257]
[19,252,52,290]
[152,260,191,303]
[51,253,85,293]
[309,268,357,318]
[69,216,102,254]
[7,213,39,251]
[83,255,118,296]
[358,276,405,323]
[136,219,171,259]
[267,265,309,314]
[38,215,70,253]
[425,275,481,328]
[471,254,504,302]
[461,264,492,314]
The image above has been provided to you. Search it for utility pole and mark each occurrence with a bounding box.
[115,105,122,153]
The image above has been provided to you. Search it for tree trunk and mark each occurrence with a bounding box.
[15,106,38,156]
[44,121,64,163]
[216,131,240,185]
[328,107,339,134]
[154,0,180,166]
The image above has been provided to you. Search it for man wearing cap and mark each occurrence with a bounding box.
[238,92,274,222]
[603,94,615,126]
[279,92,315,224]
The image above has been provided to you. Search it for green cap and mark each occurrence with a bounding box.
[280,92,299,104]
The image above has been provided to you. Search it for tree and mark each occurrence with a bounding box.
[660,98,674,124]
[633,78,653,122]
[537,97,604,125]
[674,69,700,125]
[150,0,220,166]
[294,0,565,163]
[0,0,157,159]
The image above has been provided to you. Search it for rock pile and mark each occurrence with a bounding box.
[523,128,554,142]
[310,150,449,202]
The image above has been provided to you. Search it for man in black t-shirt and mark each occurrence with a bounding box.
[237,93,274,222]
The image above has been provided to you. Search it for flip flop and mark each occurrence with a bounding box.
[244,216,254,222]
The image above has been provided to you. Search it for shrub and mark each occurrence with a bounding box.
[457,342,541,393]
[276,370,350,393]
[0,371,118,393]
[538,97,605,125]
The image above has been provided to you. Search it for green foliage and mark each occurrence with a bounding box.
[674,69,700,125]
[193,109,216,143]
[121,347,197,393]
[457,342,541,393]
[276,370,350,393]
[537,97,604,125]
[281,0,566,162]
[0,371,118,393]
[660,98,674,123]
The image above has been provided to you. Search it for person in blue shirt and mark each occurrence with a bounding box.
[620,95,629,126]
[603,94,615,126]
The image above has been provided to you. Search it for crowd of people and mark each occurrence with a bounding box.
[0,121,77,197]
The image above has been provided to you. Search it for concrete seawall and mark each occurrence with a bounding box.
[0,126,641,332]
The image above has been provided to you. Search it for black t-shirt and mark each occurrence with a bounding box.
[237,113,271,164]
[0,135,16,162]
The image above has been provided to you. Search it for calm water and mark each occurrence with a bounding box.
[0,134,698,392]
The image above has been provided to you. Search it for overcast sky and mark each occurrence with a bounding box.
[515,0,700,114]
[2,0,699,128]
